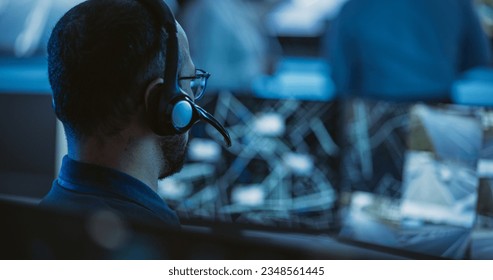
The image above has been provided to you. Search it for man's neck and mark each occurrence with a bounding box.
[67,134,160,192]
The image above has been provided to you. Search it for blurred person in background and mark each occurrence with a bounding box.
[325,0,492,101]
[178,0,281,91]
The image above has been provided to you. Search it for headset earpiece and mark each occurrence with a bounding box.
[146,79,200,135]
[171,98,195,131]
[138,0,231,146]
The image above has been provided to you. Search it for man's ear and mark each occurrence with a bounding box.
[144,77,164,111]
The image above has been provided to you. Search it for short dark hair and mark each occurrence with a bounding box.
[48,0,167,138]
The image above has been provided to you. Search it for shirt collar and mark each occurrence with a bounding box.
[57,156,178,223]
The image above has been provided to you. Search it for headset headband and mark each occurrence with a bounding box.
[136,0,179,95]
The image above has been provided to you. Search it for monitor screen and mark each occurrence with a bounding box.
[159,92,340,231]
[338,98,483,259]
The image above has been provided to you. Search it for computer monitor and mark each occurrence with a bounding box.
[338,98,483,259]
[159,92,340,232]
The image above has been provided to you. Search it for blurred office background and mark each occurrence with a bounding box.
[2,0,493,258]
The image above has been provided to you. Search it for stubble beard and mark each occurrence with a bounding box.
[157,134,188,180]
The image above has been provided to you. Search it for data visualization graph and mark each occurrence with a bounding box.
[159,92,339,230]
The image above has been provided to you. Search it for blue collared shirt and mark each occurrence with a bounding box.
[40,156,180,228]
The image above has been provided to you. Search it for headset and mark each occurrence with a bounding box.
[137,0,232,147]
